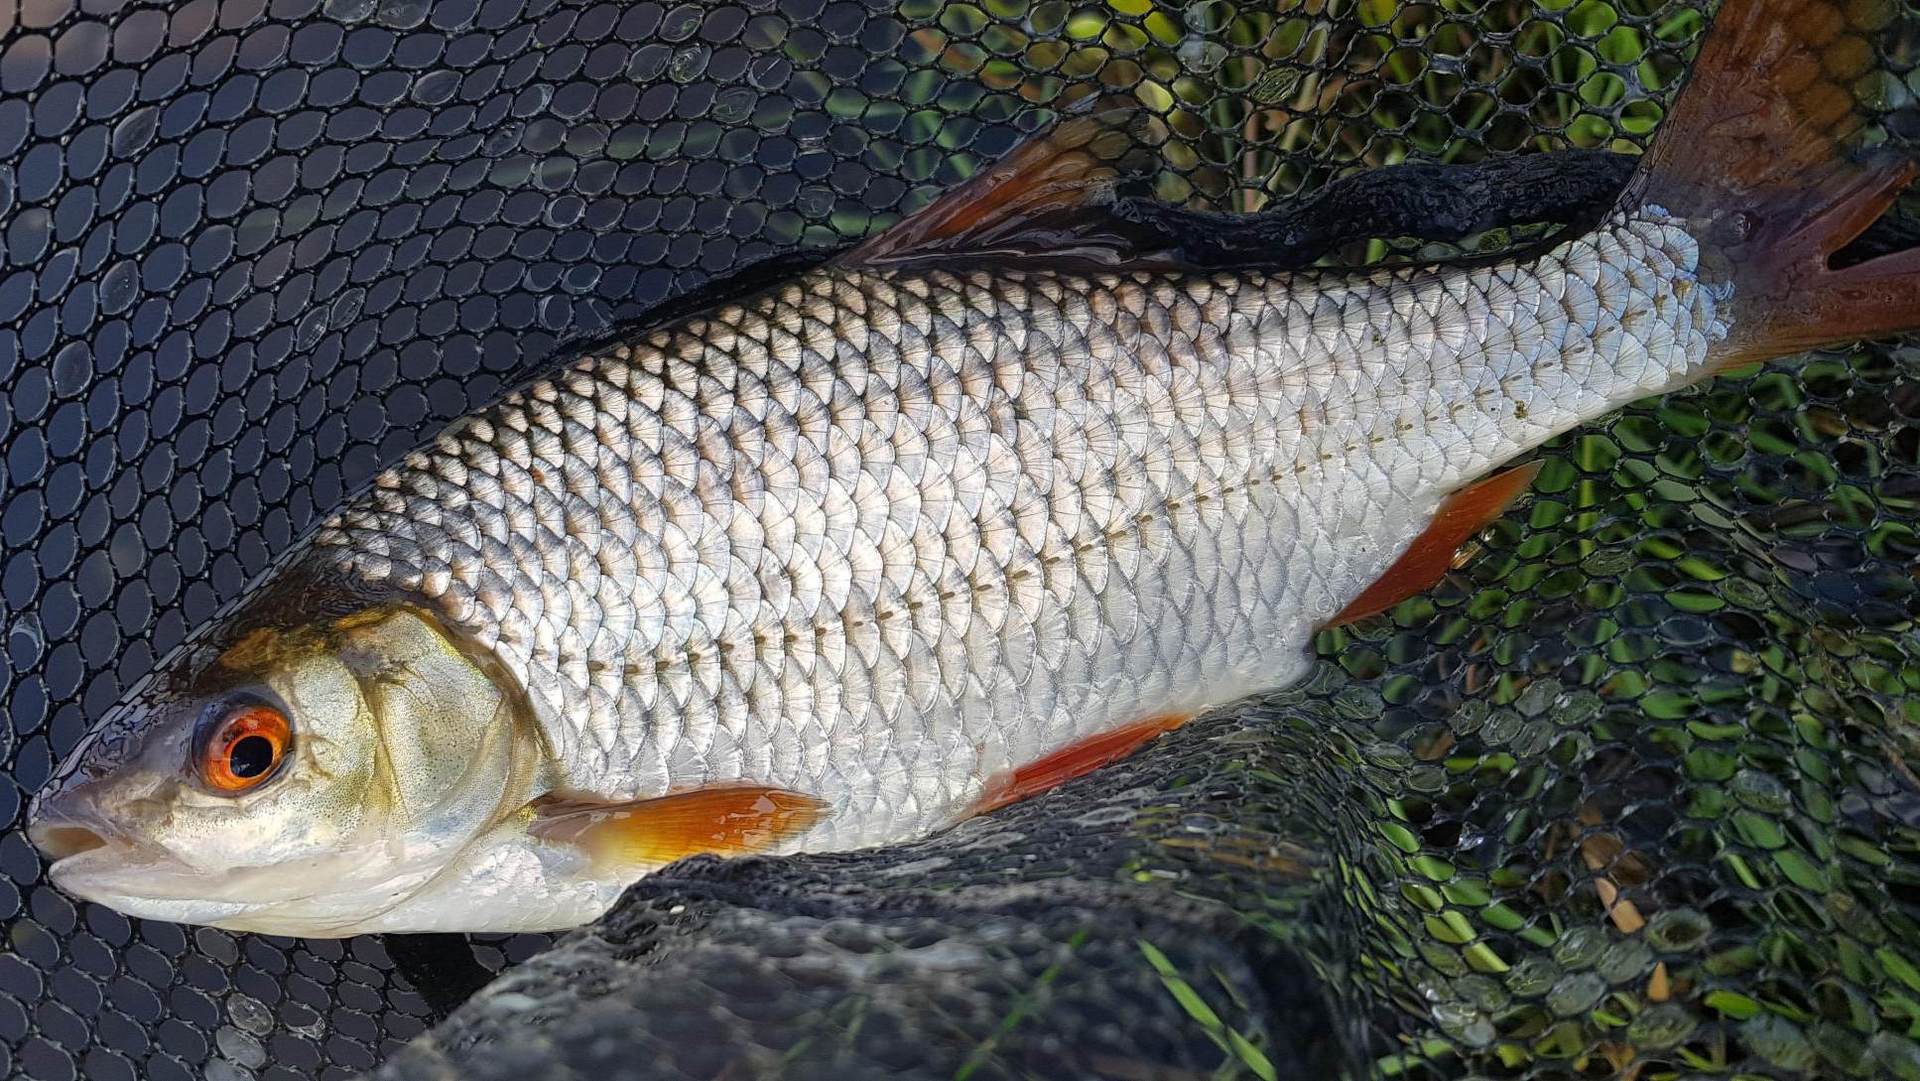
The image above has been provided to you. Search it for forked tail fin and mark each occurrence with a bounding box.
[1629,0,1919,366]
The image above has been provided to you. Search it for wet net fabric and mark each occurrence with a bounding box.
[1,0,1918,1079]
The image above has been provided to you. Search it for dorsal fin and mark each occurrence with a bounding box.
[836,98,1183,273]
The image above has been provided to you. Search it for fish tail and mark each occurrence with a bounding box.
[1628,0,1919,367]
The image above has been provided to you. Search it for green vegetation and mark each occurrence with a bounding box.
[868,2,1920,1078]
[867,0,1701,222]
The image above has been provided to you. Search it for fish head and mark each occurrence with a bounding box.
[28,598,549,936]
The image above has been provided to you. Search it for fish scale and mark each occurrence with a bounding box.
[305,209,1722,851]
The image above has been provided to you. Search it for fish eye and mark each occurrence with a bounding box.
[196,698,293,794]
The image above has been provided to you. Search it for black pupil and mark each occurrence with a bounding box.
[229,735,276,779]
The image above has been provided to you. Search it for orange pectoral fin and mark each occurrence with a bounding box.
[1328,461,1542,627]
[531,785,828,871]
[970,711,1194,817]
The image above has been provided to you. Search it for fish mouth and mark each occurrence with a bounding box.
[37,840,257,926]
[30,809,265,924]
[31,823,110,859]
[30,802,171,872]
[30,813,452,936]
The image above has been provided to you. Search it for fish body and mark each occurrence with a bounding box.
[28,0,1920,934]
[319,215,1717,838]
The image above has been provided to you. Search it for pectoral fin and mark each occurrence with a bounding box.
[1328,461,1542,626]
[531,786,828,871]
[969,711,1194,817]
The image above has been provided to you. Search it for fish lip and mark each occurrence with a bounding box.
[28,821,110,860]
[29,802,244,911]
[28,798,141,862]
[47,862,257,927]
[41,840,141,889]
[40,840,266,928]
[34,814,448,935]
[28,781,178,862]
[43,844,419,937]
[42,837,199,898]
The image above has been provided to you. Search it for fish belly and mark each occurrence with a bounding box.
[310,210,1726,850]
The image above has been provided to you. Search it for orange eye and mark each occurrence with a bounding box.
[199,704,292,793]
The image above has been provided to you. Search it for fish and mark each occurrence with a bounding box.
[28,0,1920,935]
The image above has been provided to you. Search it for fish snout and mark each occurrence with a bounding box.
[28,781,129,863]
[32,821,110,861]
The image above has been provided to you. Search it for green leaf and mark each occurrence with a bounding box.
[1881,948,1920,994]
[1704,990,1761,1019]
[1226,1029,1279,1081]
[1771,850,1830,891]
[1136,940,1221,1027]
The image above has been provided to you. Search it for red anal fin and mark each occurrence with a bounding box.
[1328,461,1543,627]
[970,712,1194,817]
[531,785,828,871]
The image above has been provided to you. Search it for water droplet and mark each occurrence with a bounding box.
[1596,938,1654,984]
[711,87,756,124]
[1731,768,1790,813]
[1451,974,1510,1012]
[331,288,366,328]
[100,260,138,315]
[1505,955,1557,997]
[668,45,710,83]
[1177,39,1229,73]
[1432,1000,1496,1048]
[483,123,525,157]
[1552,925,1606,971]
[321,0,376,21]
[110,106,158,158]
[295,308,330,352]
[412,70,460,106]
[1481,707,1523,745]
[204,1057,256,1081]
[1627,1002,1696,1048]
[215,1026,267,1069]
[227,994,273,1036]
[1184,0,1232,32]
[376,0,428,28]
[1743,1014,1815,1071]
[660,4,703,41]
[1554,690,1603,728]
[747,55,790,91]
[1645,908,1712,951]
[1072,805,1136,827]
[1514,677,1562,717]
[796,187,833,217]
[1546,971,1606,1017]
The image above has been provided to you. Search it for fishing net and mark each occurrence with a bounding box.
[2,0,1918,1078]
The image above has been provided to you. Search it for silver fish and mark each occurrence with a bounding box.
[29,0,1920,934]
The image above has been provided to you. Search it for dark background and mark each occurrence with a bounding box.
[3,0,1918,1078]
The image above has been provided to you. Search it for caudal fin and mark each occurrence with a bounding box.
[1630,0,1919,365]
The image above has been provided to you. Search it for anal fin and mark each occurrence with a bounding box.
[970,712,1194,817]
[531,785,828,871]
[1328,461,1542,626]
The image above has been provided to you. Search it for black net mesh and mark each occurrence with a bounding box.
[2,0,1918,1078]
